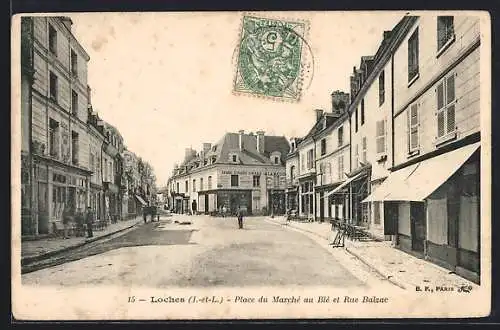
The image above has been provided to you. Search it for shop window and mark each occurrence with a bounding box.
[408,28,419,83]
[49,24,57,55]
[231,175,239,187]
[437,16,455,53]
[253,175,260,187]
[436,73,456,140]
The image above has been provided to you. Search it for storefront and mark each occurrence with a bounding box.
[285,186,299,212]
[216,189,252,215]
[32,156,91,234]
[269,190,285,215]
[363,142,481,283]
[298,176,315,219]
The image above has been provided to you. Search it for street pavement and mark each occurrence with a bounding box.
[21,214,397,289]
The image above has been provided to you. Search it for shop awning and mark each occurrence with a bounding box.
[135,195,148,206]
[324,171,365,199]
[363,142,480,202]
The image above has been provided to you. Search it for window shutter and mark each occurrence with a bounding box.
[446,104,456,133]
[410,104,419,149]
[438,111,445,137]
[446,75,455,104]
[437,82,444,110]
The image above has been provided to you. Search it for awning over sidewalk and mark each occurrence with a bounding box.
[135,195,147,206]
[363,142,480,202]
[324,171,365,199]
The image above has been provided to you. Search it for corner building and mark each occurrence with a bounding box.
[168,131,290,216]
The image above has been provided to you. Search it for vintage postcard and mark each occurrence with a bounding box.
[11,11,491,320]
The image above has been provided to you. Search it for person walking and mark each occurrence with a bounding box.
[85,206,94,238]
[143,206,148,223]
[222,205,227,218]
[237,208,244,229]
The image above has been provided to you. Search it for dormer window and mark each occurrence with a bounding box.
[273,156,280,164]
[322,117,327,130]
[229,153,239,163]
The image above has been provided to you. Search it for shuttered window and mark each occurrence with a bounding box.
[376,120,386,154]
[408,103,419,152]
[436,73,456,138]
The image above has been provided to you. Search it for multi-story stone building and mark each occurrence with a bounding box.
[168,131,290,216]
[363,15,482,283]
[21,16,92,235]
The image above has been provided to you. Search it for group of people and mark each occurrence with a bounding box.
[61,206,95,239]
[143,205,160,223]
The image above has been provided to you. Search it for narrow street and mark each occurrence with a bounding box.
[22,215,397,289]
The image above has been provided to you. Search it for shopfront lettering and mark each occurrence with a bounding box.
[221,170,284,176]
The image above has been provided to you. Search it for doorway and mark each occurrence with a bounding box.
[410,202,426,253]
[319,192,324,222]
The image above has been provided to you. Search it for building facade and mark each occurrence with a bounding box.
[363,15,482,283]
[168,131,290,216]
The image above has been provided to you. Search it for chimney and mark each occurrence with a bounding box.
[184,148,193,161]
[238,130,245,150]
[202,143,211,153]
[256,130,265,154]
[60,17,73,31]
[314,109,324,122]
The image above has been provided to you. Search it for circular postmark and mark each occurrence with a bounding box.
[232,16,314,102]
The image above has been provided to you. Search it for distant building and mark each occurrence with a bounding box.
[168,131,290,216]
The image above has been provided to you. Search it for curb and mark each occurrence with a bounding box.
[267,217,408,290]
[21,221,142,266]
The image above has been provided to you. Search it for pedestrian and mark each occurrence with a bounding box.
[85,206,94,238]
[75,208,85,237]
[237,208,244,229]
[143,206,148,223]
[222,205,227,218]
[62,205,72,239]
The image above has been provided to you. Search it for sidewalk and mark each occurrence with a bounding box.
[267,217,479,290]
[21,217,143,264]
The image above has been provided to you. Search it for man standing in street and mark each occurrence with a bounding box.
[237,207,244,229]
[85,206,94,238]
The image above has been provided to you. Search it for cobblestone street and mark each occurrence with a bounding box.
[22,215,396,289]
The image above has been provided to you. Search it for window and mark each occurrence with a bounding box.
[408,103,420,152]
[338,126,343,147]
[176,182,180,193]
[185,180,189,193]
[437,73,456,138]
[71,131,79,165]
[207,176,212,189]
[49,71,58,102]
[49,118,59,157]
[253,175,260,187]
[200,178,204,191]
[355,108,359,132]
[301,156,305,171]
[437,16,454,52]
[90,153,95,174]
[71,90,78,116]
[376,120,387,154]
[408,28,419,83]
[361,99,365,125]
[48,24,57,55]
[306,149,314,169]
[290,166,296,181]
[231,175,239,187]
[71,49,78,77]
[274,156,280,164]
[338,155,344,181]
[354,144,359,168]
[232,154,237,163]
[320,139,327,156]
[362,137,367,163]
[379,70,385,106]
[193,179,196,192]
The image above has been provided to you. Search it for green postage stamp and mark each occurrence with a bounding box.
[233,15,309,102]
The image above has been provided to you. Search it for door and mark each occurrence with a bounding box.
[319,192,324,222]
[37,182,49,234]
[204,195,209,213]
[410,202,426,253]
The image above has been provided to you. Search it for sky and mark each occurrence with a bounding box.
[68,11,404,187]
